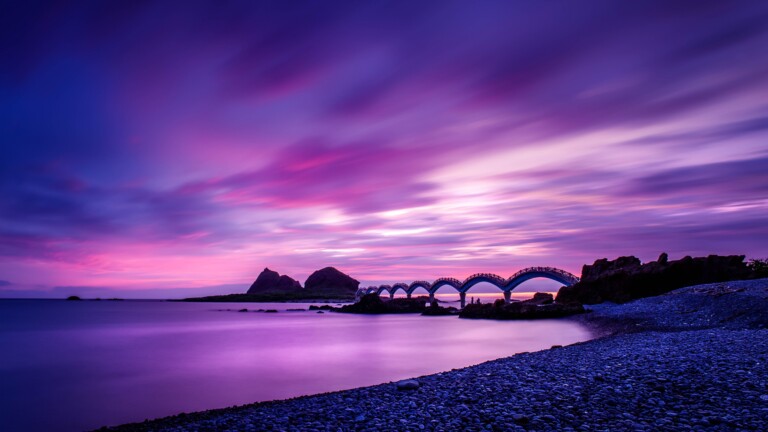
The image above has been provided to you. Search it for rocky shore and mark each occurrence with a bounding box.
[98,278,768,432]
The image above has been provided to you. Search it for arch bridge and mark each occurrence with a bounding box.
[356,267,579,308]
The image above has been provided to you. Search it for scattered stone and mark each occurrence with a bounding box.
[396,380,420,390]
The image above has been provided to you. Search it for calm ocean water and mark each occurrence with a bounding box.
[0,299,592,431]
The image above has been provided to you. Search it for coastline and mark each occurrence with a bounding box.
[98,278,768,431]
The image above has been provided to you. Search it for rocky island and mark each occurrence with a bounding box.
[183,267,359,302]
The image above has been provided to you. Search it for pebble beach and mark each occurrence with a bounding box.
[99,278,768,432]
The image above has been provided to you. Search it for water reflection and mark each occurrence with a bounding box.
[0,300,592,431]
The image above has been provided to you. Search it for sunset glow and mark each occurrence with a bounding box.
[2,1,767,297]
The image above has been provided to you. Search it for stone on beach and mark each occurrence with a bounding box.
[396,379,419,390]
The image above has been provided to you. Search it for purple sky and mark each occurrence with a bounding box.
[2,1,767,297]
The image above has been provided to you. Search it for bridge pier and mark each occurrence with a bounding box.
[460,292,466,308]
[429,292,435,304]
[389,292,394,300]
[504,291,511,304]
[407,293,412,299]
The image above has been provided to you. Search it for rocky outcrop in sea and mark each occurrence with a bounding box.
[247,268,302,293]
[458,293,585,320]
[304,267,360,293]
[336,294,428,314]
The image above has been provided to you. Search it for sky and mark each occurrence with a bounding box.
[2,1,768,298]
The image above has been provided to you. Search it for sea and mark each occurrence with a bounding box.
[0,298,593,431]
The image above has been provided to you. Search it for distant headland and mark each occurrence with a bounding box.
[182,267,359,302]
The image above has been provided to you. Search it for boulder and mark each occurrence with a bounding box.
[304,267,359,293]
[556,254,751,305]
[247,268,301,293]
[396,379,420,390]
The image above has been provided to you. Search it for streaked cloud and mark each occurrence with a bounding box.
[1,1,767,294]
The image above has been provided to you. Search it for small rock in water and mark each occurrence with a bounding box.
[396,379,420,390]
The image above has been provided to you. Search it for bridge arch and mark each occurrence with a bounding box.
[389,283,408,298]
[376,285,391,296]
[429,277,462,294]
[458,273,506,293]
[502,267,579,291]
[406,280,431,296]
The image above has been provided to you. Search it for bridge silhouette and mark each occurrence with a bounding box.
[356,267,579,308]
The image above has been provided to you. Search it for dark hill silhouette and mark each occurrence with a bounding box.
[304,267,359,293]
[556,253,751,304]
[247,268,301,293]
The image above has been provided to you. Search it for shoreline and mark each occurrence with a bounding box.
[98,278,768,431]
